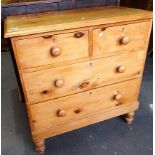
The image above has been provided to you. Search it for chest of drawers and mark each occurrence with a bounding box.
[4,6,152,154]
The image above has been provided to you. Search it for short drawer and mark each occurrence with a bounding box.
[14,31,89,69]
[22,51,145,104]
[30,79,141,132]
[93,21,151,58]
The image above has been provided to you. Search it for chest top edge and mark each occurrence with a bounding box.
[4,6,152,38]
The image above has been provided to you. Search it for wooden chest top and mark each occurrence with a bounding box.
[4,6,152,38]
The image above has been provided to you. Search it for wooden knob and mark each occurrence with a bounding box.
[74,32,84,38]
[57,108,66,117]
[121,36,129,45]
[116,66,126,73]
[113,94,122,101]
[55,78,64,88]
[50,47,61,57]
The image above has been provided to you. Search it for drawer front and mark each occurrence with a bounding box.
[93,21,151,58]
[22,51,145,104]
[14,31,88,69]
[30,79,141,132]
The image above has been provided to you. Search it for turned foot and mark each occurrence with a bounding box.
[34,139,45,154]
[124,111,135,124]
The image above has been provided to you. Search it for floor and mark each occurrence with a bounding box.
[2,52,153,155]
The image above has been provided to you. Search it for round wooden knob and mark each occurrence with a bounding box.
[121,36,129,45]
[50,47,61,57]
[116,66,126,73]
[57,108,66,117]
[114,94,122,101]
[55,78,64,88]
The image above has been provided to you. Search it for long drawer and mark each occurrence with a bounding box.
[22,51,145,104]
[14,30,89,69]
[30,78,141,132]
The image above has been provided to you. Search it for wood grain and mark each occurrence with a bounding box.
[30,78,141,132]
[4,6,153,152]
[4,6,152,38]
[32,101,139,140]
[22,51,145,104]
[93,21,152,58]
[13,30,88,69]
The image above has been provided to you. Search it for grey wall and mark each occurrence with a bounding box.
[2,0,119,20]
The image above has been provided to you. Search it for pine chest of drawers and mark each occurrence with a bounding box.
[4,6,152,154]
